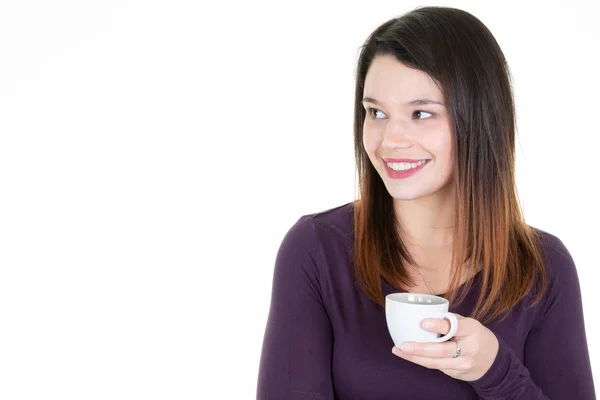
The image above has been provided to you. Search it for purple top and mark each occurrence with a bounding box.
[257,203,596,399]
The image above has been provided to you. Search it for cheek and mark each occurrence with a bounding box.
[427,127,453,159]
[362,132,372,158]
[435,134,455,175]
[362,128,381,157]
[438,138,453,162]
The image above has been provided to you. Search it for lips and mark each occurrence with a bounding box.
[383,159,430,179]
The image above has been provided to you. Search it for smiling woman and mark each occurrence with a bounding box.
[257,5,596,400]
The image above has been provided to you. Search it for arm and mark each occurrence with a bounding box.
[257,216,334,400]
[470,235,596,399]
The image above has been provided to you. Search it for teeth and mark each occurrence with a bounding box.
[386,160,427,171]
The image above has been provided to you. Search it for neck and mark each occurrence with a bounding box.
[393,186,456,274]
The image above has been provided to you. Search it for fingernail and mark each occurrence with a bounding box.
[400,344,413,353]
[392,347,402,356]
[422,320,434,329]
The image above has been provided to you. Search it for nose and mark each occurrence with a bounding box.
[381,119,413,149]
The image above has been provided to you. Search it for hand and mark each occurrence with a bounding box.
[391,314,499,381]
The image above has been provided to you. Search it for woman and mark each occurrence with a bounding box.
[257,6,596,399]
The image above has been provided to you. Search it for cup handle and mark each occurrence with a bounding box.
[431,312,458,343]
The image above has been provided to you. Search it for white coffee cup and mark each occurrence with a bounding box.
[385,293,458,347]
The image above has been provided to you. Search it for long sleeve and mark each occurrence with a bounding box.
[257,216,335,400]
[469,235,596,399]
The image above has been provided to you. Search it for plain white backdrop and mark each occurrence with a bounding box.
[0,0,598,398]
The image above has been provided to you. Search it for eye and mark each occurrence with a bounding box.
[413,110,433,120]
[367,107,386,119]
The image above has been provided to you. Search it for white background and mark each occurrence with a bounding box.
[0,0,598,399]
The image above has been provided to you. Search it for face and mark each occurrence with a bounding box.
[362,54,455,202]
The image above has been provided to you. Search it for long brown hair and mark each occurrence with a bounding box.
[352,6,547,323]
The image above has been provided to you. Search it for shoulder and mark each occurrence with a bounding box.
[273,202,355,286]
[534,228,574,263]
[528,227,582,315]
[277,201,355,258]
[304,201,355,245]
[532,227,578,284]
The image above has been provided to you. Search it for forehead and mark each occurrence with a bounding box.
[363,55,442,102]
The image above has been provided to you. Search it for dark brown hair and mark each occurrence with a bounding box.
[352,6,547,323]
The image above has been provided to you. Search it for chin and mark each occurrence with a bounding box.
[388,192,429,201]
[384,185,430,201]
[383,180,454,202]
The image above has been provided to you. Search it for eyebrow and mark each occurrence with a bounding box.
[362,97,444,106]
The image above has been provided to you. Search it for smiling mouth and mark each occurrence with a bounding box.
[385,159,429,172]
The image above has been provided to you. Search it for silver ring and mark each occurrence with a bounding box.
[452,340,461,358]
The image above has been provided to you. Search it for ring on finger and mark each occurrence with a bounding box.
[452,340,461,358]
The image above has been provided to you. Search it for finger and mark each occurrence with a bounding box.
[422,314,471,336]
[397,341,458,358]
[454,317,477,337]
[421,318,451,335]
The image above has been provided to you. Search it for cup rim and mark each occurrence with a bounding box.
[386,292,449,306]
